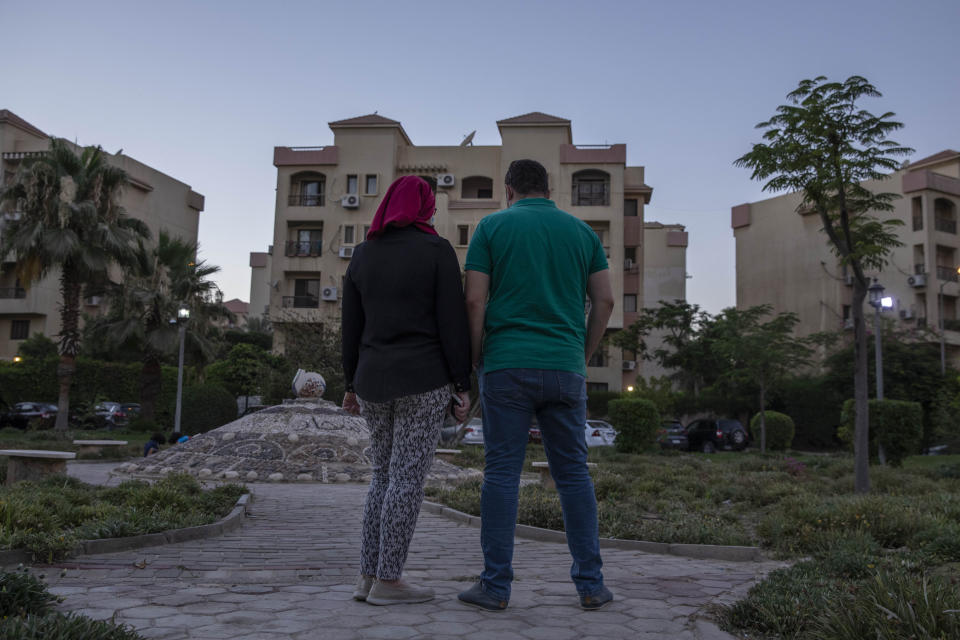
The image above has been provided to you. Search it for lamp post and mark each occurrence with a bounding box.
[867,280,886,401]
[173,305,190,435]
[939,267,960,376]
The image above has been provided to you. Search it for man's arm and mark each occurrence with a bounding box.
[464,270,490,368]
[585,269,614,366]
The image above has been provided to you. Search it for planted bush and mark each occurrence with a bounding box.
[0,567,58,618]
[0,612,144,640]
[172,383,237,435]
[839,398,922,466]
[608,398,659,453]
[749,411,795,451]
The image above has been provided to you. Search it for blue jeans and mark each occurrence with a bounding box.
[478,367,604,601]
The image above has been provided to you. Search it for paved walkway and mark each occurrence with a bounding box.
[27,462,779,639]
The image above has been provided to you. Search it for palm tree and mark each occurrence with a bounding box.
[88,231,223,421]
[0,139,149,430]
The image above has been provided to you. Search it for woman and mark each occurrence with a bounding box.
[342,175,472,605]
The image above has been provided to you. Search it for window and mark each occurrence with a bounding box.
[343,225,355,244]
[457,225,469,246]
[572,170,610,206]
[586,382,608,392]
[364,225,371,237]
[461,176,494,199]
[289,172,325,206]
[346,175,358,194]
[624,247,637,262]
[912,197,923,231]
[624,294,637,312]
[587,350,605,367]
[286,227,322,256]
[365,174,378,195]
[10,319,29,340]
[292,279,321,308]
[624,199,638,217]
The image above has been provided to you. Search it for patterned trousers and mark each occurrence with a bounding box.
[359,384,450,580]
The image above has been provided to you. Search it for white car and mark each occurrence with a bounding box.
[460,417,484,445]
[585,420,617,447]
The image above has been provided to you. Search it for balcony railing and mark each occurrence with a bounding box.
[288,193,324,207]
[936,265,959,282]
[282,295,319,309]
[284,241,322,257]
[935,217,957,234]
[0,287,26,299]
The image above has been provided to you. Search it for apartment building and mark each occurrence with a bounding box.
[266,112,682,391]
[733,149,960,363]
[0,109,205,360]
[639,222,688,381]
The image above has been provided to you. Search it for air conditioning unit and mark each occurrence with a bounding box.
[908,274,927,288]
[437,173,455,188]
[321,286,338,302]
[624,259,634,270]
[622,360,637,371]
[339,246,354,259]
[843,318,854,330]
[341,194,360,208]
[899,309,915,320]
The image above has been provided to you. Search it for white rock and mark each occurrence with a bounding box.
[245,471,258,481]
[296,473,312,481]
[222,471,239,480]
[222,432,236,442]
[334,473,351,484]
[198,468,213,478]
[288,433,300,443]
[144,465,158,474]
[160,467,173,475]
[346,436,359,447]
[268,473,284,482]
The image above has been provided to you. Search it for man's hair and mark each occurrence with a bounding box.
[504,159,548,195]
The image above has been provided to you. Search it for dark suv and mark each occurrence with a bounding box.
[685,418,749,453]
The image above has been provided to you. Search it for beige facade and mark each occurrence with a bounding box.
[0,110,204,360]
[248,250,271,321]
[639,222,688,381]
[266,112,679,391]
[733,149,960,364]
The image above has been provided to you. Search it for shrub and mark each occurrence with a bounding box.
[0,612,145,640]
[749,411,795,451]
[128,418,163,433]
[172,384,237,435]
[586,391,620,418]
[608,398,659,453]
[778,374,844,450]
[0,567,58,618]
[839,399,923,466]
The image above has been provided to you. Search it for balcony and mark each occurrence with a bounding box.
[288,194,324,207]
[935,217,957,234]
[937,266,959,282]
[0,287,26,299]
[284,241,323,257]
[282,295,319,309]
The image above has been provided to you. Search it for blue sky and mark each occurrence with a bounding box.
[2,0,957,313]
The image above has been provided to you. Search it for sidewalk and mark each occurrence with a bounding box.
[30,462,779,639]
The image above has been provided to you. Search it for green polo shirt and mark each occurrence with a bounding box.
[465,198,608,376]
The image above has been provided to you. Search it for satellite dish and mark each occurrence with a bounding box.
[460,130,476,147]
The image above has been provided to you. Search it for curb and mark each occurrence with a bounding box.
[422,501,763,563]
[0,493,252,566]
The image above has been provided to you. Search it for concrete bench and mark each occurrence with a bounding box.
[72,440,128,455]
[531,461,598,490]
[435,449,462,464]
[0,449,76,485]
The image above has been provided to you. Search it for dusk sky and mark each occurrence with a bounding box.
[2,0,957,314]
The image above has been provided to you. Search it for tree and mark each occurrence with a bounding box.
[86,231,222,421]
[735,76,913,492]
[0,139,149,430]
[205,343,281,410]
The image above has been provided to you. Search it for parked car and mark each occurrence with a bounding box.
[657,420,689,450]
[585,420,617,447]
[685,418,749,453]
[528,424,542,444]
[460,417,484,445]
[0,402,58,429]
[94,402,140,429]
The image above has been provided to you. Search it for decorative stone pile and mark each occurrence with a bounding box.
[116,398,479,484]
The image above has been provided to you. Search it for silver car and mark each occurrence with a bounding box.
[460,417,485,445]
[585,420,617,447]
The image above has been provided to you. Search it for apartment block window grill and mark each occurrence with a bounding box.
[10,319,29,340]
[457,225,469,246]
[624,199,638,217]
[935,198,957,235]
[283,279,321,308]
[365,174,378,195]
[347,175,358,195]
[587,350,605,367]
[286,228,323,257]
[343,225,355,245]
[572,170,610,206]
[624,294,638,313]
[288,172,325,207]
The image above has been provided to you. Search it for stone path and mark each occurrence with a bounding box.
[24,463,780,639]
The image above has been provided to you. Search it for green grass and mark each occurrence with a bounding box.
[0,473,247,562]
[429,448,960,639]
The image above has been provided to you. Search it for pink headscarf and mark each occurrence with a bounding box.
[366,176,438,240]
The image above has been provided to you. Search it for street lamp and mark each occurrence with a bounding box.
[867,280,893,401]
[173,305,190,435]
[939,266,960,375]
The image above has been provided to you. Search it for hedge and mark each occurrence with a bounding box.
[749,411,795,451]
[171,383,237,436]
[608,398,660,453]
[838,398,923,467]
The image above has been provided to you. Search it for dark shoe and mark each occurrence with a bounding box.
[457,582,508,611]
[352,575,374,601]
[365,579,434,605]
[580,585,614,610]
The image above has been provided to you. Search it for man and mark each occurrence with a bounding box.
[458,159,615,611]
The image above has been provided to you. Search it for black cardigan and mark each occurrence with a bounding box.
[341,226,472,403]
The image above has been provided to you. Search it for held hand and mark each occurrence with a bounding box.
[453,392,471,423]
[342,392,361,416]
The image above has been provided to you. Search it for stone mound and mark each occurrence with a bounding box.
[116,398,479,484]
